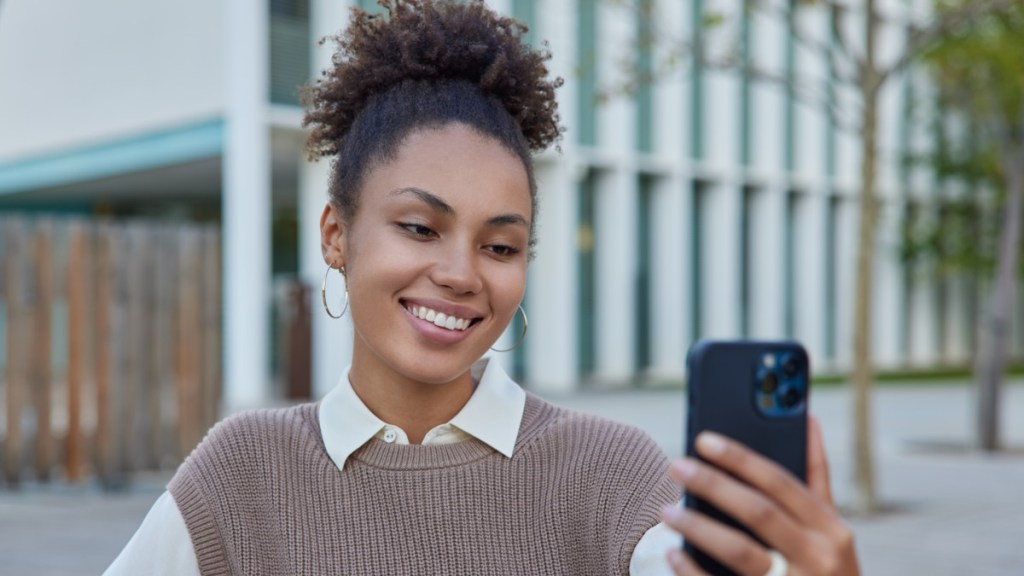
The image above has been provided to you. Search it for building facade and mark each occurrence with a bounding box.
[0,0,997,409]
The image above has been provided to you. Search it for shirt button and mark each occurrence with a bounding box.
[383,429,398,443]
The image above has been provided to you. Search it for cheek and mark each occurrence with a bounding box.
[491,264,528,307]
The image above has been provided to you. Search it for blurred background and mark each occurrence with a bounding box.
[2,0,1024,574]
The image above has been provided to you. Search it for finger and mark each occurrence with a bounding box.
[694,431,839,532]
[662,505,776,576]
[668,458,808,557]
[666,547,709,576]
[807,414,834,506]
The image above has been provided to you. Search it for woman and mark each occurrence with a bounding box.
[106,1,859,574]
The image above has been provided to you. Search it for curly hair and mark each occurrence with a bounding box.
[301,0,563,250]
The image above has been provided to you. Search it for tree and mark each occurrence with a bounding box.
[611,0,1013,513]
[905,0,1024,451]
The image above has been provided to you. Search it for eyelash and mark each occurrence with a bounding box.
[397,222,522,257]
[398,222,436,238]
[486,244,520,257]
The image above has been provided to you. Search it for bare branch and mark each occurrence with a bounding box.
[749,0,864,87]
[728,60,864,134]
[830,1,866,84]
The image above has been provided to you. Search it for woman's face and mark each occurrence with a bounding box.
[322,123,531,386]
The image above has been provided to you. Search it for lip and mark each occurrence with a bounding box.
[400,298,485,345]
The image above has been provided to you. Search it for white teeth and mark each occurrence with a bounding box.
[407,304,473,332]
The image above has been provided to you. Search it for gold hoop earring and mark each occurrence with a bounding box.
[491,305,528,352]
[321,262,348,319]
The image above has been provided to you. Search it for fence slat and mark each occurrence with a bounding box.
[110,226,130,484]
[153,227,176,466]
[202,227,222,431]
[123,226,145,472]
[32,221,54,482]
[94,225,115,487]
[176,228,203,459]
[66,222,88,482]
[4,221,25,486]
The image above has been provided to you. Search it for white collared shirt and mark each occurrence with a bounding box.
[104,359,676,575]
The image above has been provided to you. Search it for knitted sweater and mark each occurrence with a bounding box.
[168,393,678,576]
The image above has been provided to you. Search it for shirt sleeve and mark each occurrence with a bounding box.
[103,490,201,576]
[630,521,680,576]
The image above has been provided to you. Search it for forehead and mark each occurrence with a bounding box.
[360,124,532,215]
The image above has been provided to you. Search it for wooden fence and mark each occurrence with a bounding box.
[0,216,221,488]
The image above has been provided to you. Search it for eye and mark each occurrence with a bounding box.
[485,244,521,257]
[398,222,436,238]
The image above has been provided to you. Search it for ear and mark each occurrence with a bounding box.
[320,203,346,269]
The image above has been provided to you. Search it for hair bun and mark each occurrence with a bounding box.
[303,0,562,160]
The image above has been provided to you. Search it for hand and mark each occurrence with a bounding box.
[661,415,859,575]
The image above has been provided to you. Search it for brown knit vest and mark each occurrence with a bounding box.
[168,393,677,575]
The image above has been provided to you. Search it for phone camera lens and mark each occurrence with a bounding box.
[781,355,801,378]
[780,387,802,408]
[759,372,779,394]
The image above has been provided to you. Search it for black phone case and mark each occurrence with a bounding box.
[683,339,809,576]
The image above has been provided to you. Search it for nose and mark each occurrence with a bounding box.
[430,241,484,295]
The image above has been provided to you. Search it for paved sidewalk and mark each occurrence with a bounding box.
[2,380,1023,575]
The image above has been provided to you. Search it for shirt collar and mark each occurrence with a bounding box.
[318,358,526,470]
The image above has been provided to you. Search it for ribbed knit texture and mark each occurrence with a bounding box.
[168,393,677,576]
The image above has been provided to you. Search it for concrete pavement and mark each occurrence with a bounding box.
[2,379,1023,575]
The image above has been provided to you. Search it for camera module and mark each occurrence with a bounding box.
[759,371,779,394]
[780,387,802,408]
[781,354,801,378]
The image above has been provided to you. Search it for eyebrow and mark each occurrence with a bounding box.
[391,187,529,228]
[392,187,454,215]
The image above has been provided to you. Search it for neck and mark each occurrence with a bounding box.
[348,362,476,445]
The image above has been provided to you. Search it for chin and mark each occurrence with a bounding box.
[391,352,480,386]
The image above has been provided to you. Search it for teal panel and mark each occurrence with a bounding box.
[690,0,706,160]
[270,14,312,106]
[783,0,795,172]
[635,176,653,371]
[635,0,654,153]
[740,186,753,337]
[739,9,752,166]
[358,0,385,13]
[825,15,837,178]
[691,181,704,340]
[0,119,225,196]
[577,171,596,375]
[784,190,796,338]
[577,0,598,147]
[825,195,837,359]
[512,0,537,46]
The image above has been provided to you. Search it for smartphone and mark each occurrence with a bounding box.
[683,339,809,575]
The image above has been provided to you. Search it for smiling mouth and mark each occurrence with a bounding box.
[404,304,479,331]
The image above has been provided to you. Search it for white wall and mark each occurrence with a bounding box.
[0,0,226,161]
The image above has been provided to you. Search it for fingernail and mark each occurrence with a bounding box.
[697,431,726,455]
[662,504,686,524]
[667,548,685,569]
[672,458,698,481]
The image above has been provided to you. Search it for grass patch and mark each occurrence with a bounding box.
[812,362,1024,387]
[620,362,1024,391]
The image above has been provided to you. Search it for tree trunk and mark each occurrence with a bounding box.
[974,149,1024,451]
[851,80,880,513]
[850,0,881,514]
